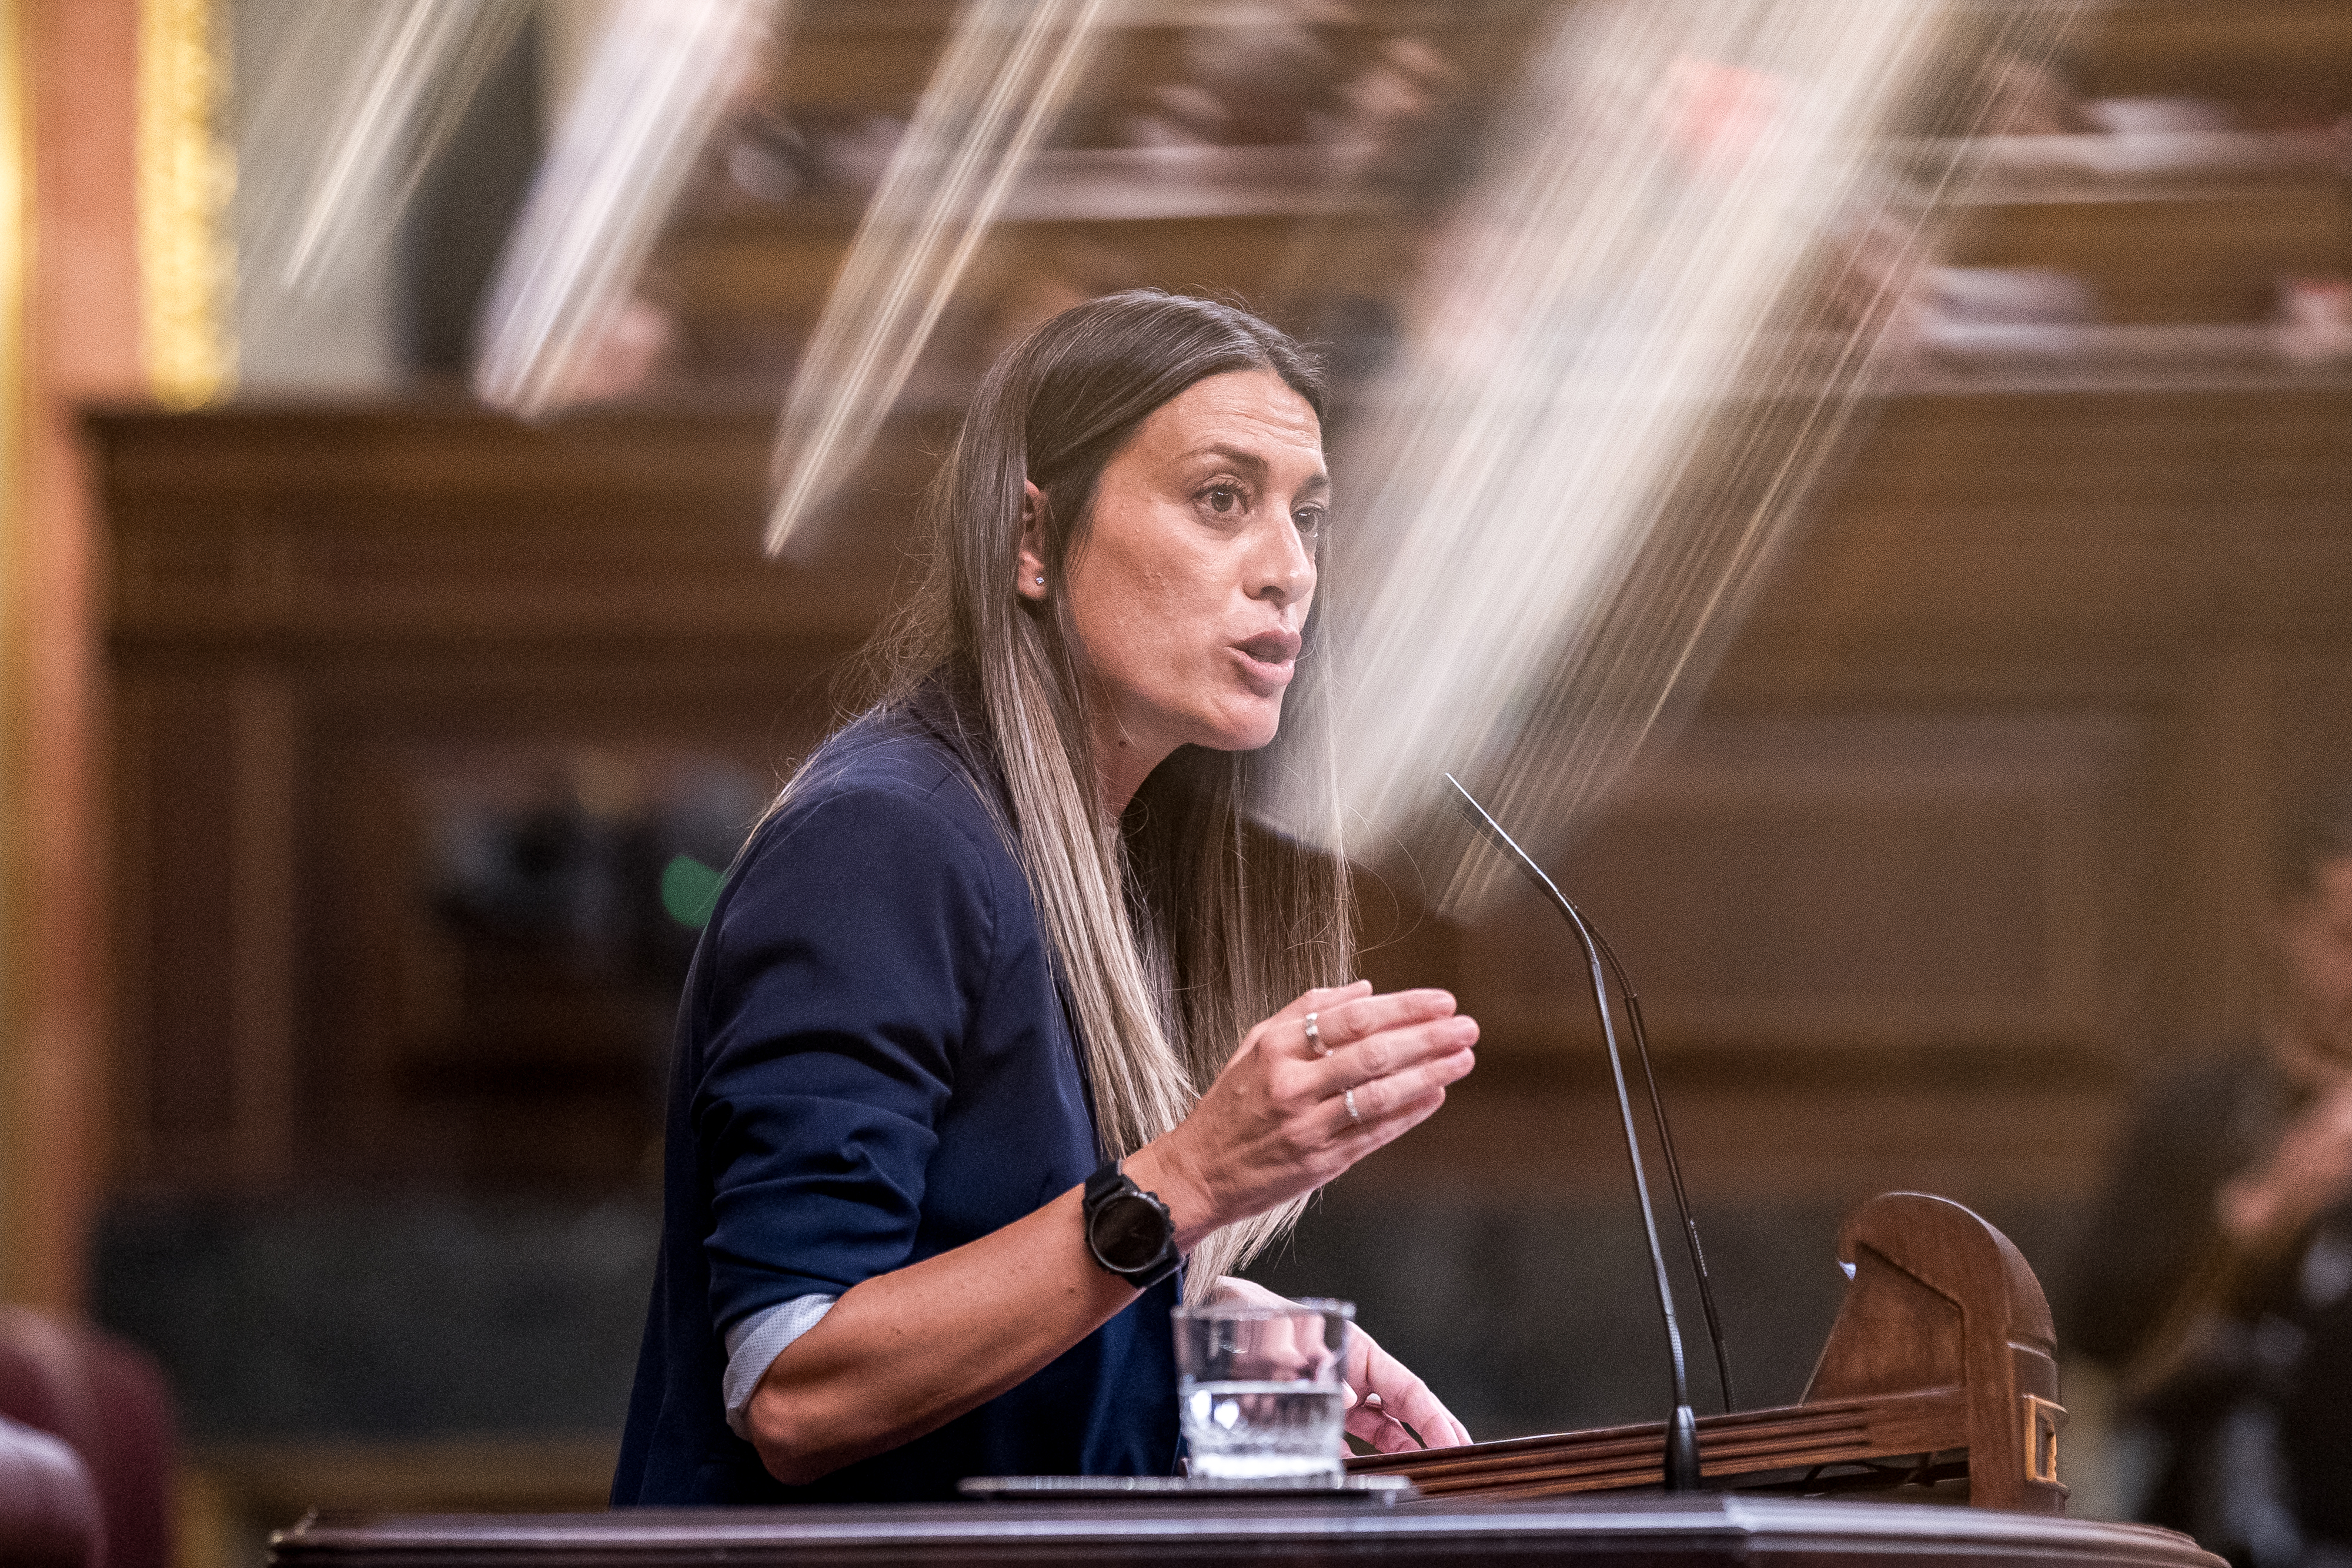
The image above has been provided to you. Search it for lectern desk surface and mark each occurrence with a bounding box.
[270,1495,2219,1568]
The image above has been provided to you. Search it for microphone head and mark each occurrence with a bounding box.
[1441,771,1480,818]
[1442,771,1553,902]
[1442,771,1509,847]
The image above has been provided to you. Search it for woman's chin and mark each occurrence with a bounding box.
[1195,701,1286,754]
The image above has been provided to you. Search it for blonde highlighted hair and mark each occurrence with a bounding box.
[791,292,1354,1297]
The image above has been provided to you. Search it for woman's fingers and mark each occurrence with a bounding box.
[1271,980,1373,1031]
[1338,1055,1465,1130]
[1297,999,1474,1118]
[1345,1393,1422,1452]
[1331,1015,1476,1089]
[1267,987,1475,1141]
[1349,1396,1467,1453]
[1211,1275,1292,1310]
[1327,1020,1468,1128]
[1262,982,1371,1064]
[1331,1088,1445,1156]
[1344,1329,1472,1451]
[1155,982,1475,1233]
[1266,981,1378,1061]
[1295,989,1456,1055]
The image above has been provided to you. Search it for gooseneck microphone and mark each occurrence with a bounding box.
[1445,773,1732,1491]
[1587,919,1736,1417]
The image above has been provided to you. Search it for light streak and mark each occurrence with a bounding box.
[475,0,781,417]
[242,0,530,299]
[1261,0,2074,912]
[764,0,1118,557]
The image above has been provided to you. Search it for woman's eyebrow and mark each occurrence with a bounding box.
[1185,443,1331,496]
[1186,442,1269,477]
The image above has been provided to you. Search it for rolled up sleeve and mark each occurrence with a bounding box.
[693,782,1000,1338]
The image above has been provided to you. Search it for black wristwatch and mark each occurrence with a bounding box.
[1083,1161,1181,1291]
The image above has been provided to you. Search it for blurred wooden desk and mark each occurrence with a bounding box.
[267,1495,2220,1568]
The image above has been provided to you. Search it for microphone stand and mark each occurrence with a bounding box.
[1589,922,1736,1414]
[1445,773,1727,1491]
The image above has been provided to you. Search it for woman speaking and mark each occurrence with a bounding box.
[613,291,1479,1504]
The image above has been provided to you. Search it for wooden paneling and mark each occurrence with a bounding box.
[1728,390,2352,660]
[2076,0,2352,106]
[1950,189,2352,324]
[92,382,2352,1204]
[102,404,928,653]
[95,403,897,1192]
[1461,715,2143,1055]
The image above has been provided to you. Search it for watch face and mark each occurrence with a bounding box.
[1088,1191,1171,1272]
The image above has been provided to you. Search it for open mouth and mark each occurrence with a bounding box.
[1232,631,1302,689]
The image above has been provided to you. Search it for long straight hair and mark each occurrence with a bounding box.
[802,292,1355,1296]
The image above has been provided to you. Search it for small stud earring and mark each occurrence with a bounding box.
[1034,575,1045,586]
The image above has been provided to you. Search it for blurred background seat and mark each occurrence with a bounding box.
[0,1308,178,1568]
[0,1414,103,1568]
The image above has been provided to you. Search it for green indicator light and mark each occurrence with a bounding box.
[661,854,726,930]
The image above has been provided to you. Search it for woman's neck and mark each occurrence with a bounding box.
[1085,688,1175,818]
[1092,733,1170,819]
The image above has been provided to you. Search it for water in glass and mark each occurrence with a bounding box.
[1181,1379,1348,1479]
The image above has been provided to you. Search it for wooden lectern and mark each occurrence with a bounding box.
[269,1495,2216,1568]
[1350,1191,2067,1510]
[266,1192,2208,1568]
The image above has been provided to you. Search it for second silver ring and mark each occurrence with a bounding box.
[1343,1087,1361,1125]
[1305,1012,1328,1057]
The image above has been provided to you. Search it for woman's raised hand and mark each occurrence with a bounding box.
[1128,981,1477,1248]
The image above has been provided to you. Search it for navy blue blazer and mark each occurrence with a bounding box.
[612,710,1181,1505]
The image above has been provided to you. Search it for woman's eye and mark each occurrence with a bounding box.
[1294,507,1326,536]
[1204,484,1241,515]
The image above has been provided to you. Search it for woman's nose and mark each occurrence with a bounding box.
[1249,520,1315,606]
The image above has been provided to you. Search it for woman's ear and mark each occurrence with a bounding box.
[1017,480,1050,600]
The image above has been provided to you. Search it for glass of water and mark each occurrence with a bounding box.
[1172,1297,1354,1482]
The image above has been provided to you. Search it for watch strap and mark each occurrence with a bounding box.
[1084,1159,1130,1209]
[1083,1159,1181,1292]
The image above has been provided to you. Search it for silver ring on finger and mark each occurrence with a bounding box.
[1305,1012,1328,1058]
[1344,1087,1362,1126]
